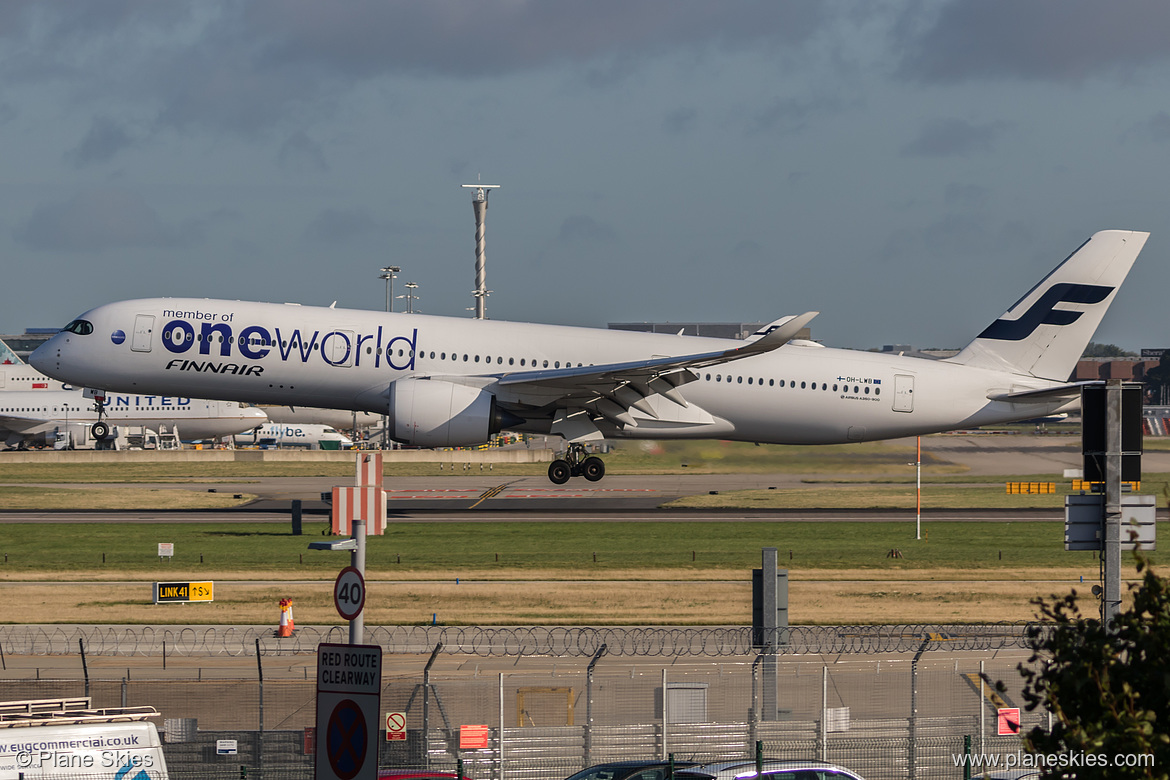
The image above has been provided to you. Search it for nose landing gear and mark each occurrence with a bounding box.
[91,394,110,440]
[547,442,606,485]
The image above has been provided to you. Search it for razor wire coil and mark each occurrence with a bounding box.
[0,623,1040,658]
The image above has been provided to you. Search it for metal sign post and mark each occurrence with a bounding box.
[1103,382,1123,628]
[310,521,366,645]
[1072,381,1150,630]
[314,643,382,780]
[351,517,365,645]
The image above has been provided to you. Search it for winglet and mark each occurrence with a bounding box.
[725,312,818,359]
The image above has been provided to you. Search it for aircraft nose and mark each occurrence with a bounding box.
[29,339,57,373]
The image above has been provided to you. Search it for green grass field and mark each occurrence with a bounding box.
[0,520,1159,576]
[1,435,1163,624]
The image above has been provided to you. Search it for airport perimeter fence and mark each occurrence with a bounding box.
[0,623,1037,658]
[0,625,1045,780]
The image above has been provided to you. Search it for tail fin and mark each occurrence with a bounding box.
[951,229,1149,380]
[0,339,24,366]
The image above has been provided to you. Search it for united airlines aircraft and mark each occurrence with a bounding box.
[31,230,1148,482]
[0,389,267,449]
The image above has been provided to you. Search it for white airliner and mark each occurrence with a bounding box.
[0,389,268,449]
[260,405,380,431]
[235,422,354,449]
[31,230,1148,481]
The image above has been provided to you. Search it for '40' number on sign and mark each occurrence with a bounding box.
[334,567,365,620]
[339,580,362,603]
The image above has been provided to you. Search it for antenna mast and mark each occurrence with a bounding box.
[461,181,500,319]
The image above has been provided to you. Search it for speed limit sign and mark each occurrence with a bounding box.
[334,566,366,621]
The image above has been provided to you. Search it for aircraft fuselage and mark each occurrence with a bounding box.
[31,298,1071,446]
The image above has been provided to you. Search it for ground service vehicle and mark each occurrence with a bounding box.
[0,698,168,780]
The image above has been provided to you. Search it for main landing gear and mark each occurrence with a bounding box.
[547,443,606,485]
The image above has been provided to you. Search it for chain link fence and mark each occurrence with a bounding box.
[0,625,1044,780]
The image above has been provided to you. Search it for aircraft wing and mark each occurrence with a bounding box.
[0,414,58,435]
[498,312,816,391]
[476,312,818,430]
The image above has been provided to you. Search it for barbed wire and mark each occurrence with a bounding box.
[0,623,1038,658]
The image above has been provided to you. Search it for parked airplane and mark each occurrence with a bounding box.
[0,339,67,391]
[31,230,1148,481]
[260,405,380,431]
[0,389,268,449]
[235,422,353,450]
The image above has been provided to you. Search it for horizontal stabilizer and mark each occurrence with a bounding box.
[987,381,1098,404]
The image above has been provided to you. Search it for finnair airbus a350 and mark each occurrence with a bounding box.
[32,230,1148,482]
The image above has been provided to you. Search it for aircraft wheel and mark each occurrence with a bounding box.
[91,422,110,440]
[582,457,606,482]
[548,460,572,485]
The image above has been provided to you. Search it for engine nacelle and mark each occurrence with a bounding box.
[389,378,504,447]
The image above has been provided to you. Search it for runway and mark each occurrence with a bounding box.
[0,505,1075,523]
[4,434,1166,522]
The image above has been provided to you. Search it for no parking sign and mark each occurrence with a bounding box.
[315,643,382,780]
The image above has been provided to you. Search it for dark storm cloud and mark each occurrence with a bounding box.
[2,2,827,136]
[897,0,1170,83]
[65,116,137,167]
[663,107,698,135]
[557,215,617,246]
[731,240,763,260]
[943,182,989,209]
[278,131,329,173]
[749,96,839,136]
[14,188,201,252]
[901,118,1000,157]
[247,0,826,79]
[1127,112,1170,144]
[0,2,196,82]
[303,208,382,244]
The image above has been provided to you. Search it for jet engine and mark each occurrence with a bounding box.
[389,378,516,447]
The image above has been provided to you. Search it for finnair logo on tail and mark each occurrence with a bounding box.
[978,283,1113,341]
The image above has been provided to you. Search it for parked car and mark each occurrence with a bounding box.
[676,760,866,780]
[563,760,700,780]
[378,772,473,780]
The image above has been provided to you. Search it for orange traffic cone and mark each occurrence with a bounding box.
[277,598,293,637]
[287,601,295,633]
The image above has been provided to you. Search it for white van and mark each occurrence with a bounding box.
[0,698,168,780]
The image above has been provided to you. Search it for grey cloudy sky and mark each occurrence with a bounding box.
[3,0,1170,351]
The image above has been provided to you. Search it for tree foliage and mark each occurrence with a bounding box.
[1018,558,1170,779]
[1082,342,1138,358]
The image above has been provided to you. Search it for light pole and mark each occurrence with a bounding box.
[378,266,400,451]
[307,533,364,645]
[398,282,419,314]
[379,266,400,313]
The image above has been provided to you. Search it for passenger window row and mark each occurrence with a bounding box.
[702,374,880,396]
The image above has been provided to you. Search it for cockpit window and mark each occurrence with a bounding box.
[62,319,94,335]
